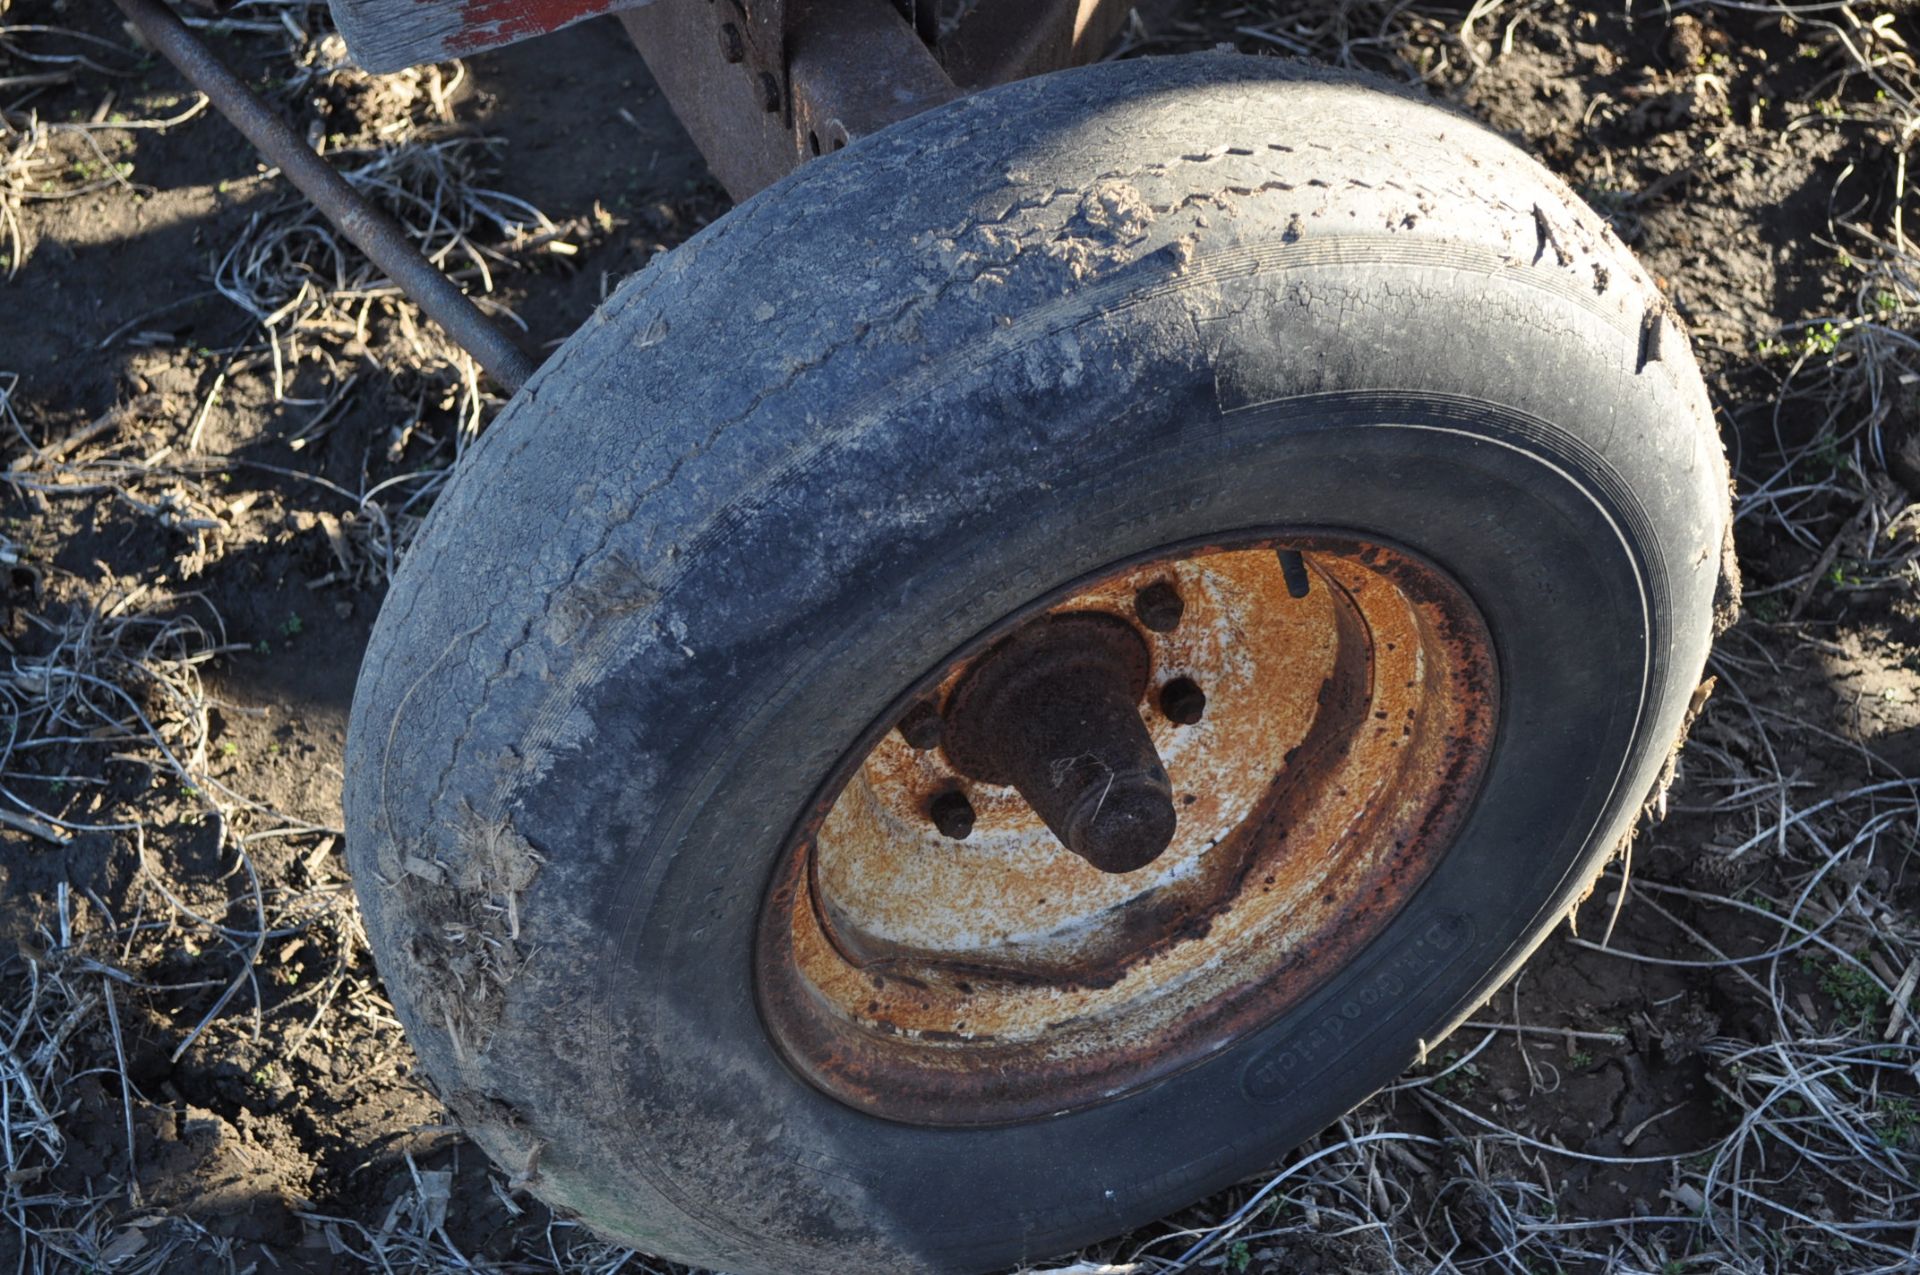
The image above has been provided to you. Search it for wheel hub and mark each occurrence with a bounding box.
[940,611,1176,874]
[755,533,1497,1126]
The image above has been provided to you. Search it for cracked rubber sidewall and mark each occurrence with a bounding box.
[345,53,1730,1275]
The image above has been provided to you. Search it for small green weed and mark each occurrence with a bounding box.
[1876,1096,1920,1150]
[1819,956,1886,1027]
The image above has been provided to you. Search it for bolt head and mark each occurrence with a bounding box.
[930,790,975,841]
[1160,677,1206,726]
[898,700,943,751]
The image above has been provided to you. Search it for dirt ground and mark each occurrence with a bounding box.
[2,0,1917,1272]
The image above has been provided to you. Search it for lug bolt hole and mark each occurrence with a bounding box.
[1160,677,1206,725]
[1133,579,1184,632]
[929,790,975,840]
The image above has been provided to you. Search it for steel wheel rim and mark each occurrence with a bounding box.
[755,530,1499,1126]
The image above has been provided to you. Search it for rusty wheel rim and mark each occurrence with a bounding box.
[755,532,1497,1126]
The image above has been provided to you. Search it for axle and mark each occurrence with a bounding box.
[940,612,1178,873]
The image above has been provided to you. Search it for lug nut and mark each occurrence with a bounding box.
[1134,580,1184,632]
[717,21,744,62]
[1160,676,1206,725]
[930,790,975,840]
[897,699,943,751]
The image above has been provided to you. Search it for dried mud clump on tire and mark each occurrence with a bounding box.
[376,802,544,1059]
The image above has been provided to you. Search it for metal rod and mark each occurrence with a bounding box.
[112,0,539,392]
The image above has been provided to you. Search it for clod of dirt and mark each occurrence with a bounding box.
[1047,179,1156,280]
[1665,16,1708,68]
[136,1105,308,1243]
[1650,997,1721,1061]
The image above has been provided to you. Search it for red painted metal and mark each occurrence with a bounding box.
[328,0,656,74]
[442,0,628,54]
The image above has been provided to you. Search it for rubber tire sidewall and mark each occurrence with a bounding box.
[345,54,1728,1275]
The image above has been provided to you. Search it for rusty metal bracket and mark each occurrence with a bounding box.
[787,0,959,164]
[623,0,1129,202]
[619,0,797,201]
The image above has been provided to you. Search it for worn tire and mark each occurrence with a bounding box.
[345,53,1733,1275]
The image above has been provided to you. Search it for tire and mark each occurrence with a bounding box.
[345,52,1734,1275]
